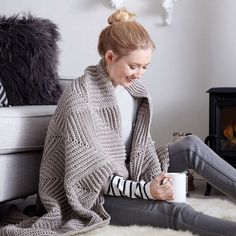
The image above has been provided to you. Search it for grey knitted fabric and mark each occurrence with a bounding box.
[0,60,169,235]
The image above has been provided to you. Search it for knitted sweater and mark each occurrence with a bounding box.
[0,60,169,235]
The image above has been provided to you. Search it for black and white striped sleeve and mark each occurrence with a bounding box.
[0,81,9,107]
[103,175,154,200]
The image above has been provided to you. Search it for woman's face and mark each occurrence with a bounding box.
[105,48,153,87]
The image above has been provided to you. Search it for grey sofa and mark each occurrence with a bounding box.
[0,79,73,203]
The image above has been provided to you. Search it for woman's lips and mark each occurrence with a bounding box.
[126,76,135,82]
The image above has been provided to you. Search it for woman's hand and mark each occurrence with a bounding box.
[150,174,174,201]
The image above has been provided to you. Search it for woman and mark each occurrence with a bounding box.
[1,8,236,236]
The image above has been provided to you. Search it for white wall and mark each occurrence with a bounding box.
[1,0,236,146]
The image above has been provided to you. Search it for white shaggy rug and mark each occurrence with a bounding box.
[79,197,236,236]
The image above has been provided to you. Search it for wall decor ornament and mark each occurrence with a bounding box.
[108,0,177,26]
[162,0,177,25]
[110,0,124,9]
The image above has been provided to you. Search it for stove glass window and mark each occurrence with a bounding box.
[220,106,236,151]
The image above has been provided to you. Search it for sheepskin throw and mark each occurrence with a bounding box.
[0,60,169,235]
[0,14,62,105]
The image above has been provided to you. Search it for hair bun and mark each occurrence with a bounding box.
[108,8,136,25]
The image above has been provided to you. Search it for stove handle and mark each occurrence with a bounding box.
[205,134,218,147]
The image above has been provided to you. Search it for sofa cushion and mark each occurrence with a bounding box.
[0,78,73,154]
[0,105,57,154]
[0,151,42,202]
[0,14,62,106]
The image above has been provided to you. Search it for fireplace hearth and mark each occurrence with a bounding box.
[205,87,236,195]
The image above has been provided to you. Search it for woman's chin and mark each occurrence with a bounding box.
[123,80,134,87]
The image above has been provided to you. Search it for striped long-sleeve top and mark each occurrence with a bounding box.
[103,86,154,200]
[103,175,154,200]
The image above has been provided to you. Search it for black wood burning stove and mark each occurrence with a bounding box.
[205,87,236,195]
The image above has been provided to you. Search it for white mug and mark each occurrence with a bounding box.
[166,172,186,203]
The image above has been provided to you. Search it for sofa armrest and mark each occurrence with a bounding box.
[59,78,75,91]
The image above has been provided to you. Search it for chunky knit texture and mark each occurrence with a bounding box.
[0,60,169,235]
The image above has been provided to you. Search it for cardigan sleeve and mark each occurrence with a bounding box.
[156,144,170,173]
[103,175,154,200]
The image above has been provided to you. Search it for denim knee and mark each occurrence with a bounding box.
[181,135,203,151]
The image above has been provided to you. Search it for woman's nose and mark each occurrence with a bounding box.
[136,69,144,79]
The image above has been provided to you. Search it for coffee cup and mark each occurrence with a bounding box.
[166,172,186,203]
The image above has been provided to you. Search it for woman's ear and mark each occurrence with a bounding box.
[104,50,115,64]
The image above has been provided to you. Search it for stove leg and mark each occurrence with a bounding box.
[204,182,212,196]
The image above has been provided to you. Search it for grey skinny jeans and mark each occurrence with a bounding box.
[104,135,236,236]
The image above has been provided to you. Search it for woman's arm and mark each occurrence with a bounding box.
[103,174,174,201]
[103,175,154,200]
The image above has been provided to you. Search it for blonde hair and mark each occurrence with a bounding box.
[98,8,155,57]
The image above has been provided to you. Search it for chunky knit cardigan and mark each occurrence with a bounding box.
[0,60,169,235]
